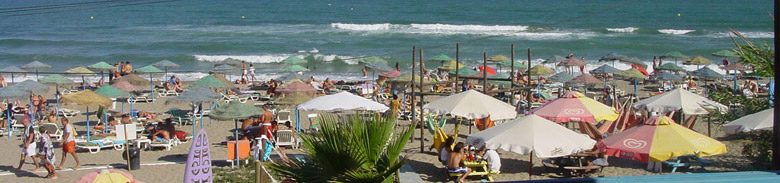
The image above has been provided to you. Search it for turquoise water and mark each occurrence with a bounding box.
[0,0,773,81]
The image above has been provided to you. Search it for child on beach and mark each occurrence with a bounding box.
[37,127,57,179]
[57,117,80,170]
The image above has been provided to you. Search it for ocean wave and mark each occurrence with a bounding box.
[331,23,592,40]
[606,27,638,33]
[330,23,393,31]
[658,29,695,35]
[193,54,356,64]
[708,31,774,39]
[409,23,529,32]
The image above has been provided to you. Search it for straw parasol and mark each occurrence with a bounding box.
[544,55,567,64]
[152,60,180,78]
[488,55,509,62]
[438,60,464,71]
[111,80,144,92]
[599,52,628,62]
[61,90,112,140]
[684,56,712,66]
[429,54,453,62]
[167,86,221,133]
[281,65,310,72]
[94,85,129,98]
[189,75,230,89]
[21,60,52,80]
[110,74,150,87]
[274,92,313,105]
[0,66,26,84]
[589,64,621,75]
[655,63,686,72]
[549,72,580,83]
[567,74,603,86]
[281,56,307,65]
[276,81,317,97]
[557,57,586,67]
[653,71,683,81]
[528,65,554,75]
[87,61,115,71]
[390,74,434,84]
[379,70,402,78]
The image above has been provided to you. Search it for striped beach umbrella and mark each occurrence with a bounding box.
[530,91,618,123]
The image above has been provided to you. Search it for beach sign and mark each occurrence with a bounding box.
[184,129,212,183]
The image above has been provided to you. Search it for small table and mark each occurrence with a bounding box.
[449,160,496,181]
[135,139,151,150]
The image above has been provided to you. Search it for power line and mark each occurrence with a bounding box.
[0,0,140,13]
[3,0,182,17]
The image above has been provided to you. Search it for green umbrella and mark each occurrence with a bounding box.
[616,68,646,80]
[281,56,307,65]
[152,60,180,78]
[358,56,388,65]
[528,65,554,75]
[589,65,621,74]
[488,55,509,62]
[134,65,164,100]
[487,74,512,85]
[40,74,74,85]
[653,71,683,81]
[209,102,262,167]
[429,54,453,61]
[712,50,739,58]
[660,51,689,60]
[94,85,129,98]
[599,52,627,61]
[655,63,686,72]
[691,67,724,80]
[189,75,230,89]
[549,72,579,83]
[281,65,310,72]
[274,92,314,105]
[21,61,52,81]
[684,56,712,66]
[498,60,526,69]
[439,60,464,71]
[449,67,478,75]
[88,62,115,71]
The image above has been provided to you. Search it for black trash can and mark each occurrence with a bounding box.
[122,146,141,170]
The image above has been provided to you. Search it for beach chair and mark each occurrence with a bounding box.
[221,93,249,103]
[275,130,298,149]
[168,109,193,126]
[40,123,63,141]
[59,108,80,118]
[149,139,175,151]
[156,89,180,97]
[276,110,291,123]
[426,114,447,135]
[127,94,156,103]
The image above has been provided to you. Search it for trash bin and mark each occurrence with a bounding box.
[122,146,141,170]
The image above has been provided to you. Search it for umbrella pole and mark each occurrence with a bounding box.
[11,73,14,84]
[200,102,204,129]
[55,84,60,119]
[150,73,155,101]
[234,119,239,167]
[295,108,300,132]
[86,106,90,140]
[6,103,10,139]
[528,150,534,179]
[82,75,86,90]
[192,102,196,135]
[209,102,214,126]
[707,116,711,137]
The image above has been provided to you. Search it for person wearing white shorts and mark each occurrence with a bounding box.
[17,118,40,171]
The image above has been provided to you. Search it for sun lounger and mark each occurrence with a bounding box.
[276,110,291,123]
[169,109,193,126]
[222,93,249,103]
[40,123,64,141]
[76,137,124,153]
[59,108,80,117]
[156,89,180,97]
[127,93,156,103]
[149,139,175,151]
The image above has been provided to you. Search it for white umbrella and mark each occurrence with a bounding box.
[723,108,774,134]
[423,89,516,120]
[297,91,388,112]
[466,114,596,158]
[633,88,727,115]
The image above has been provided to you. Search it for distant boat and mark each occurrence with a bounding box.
[297,48,319,54]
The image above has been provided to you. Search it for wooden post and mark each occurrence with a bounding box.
[410,46,416,143]
[420,49,425,152]
[526,48,532,110]
[255,160,262,183]
[455,43,460,93]
[124,125,131,171]
[483,52,488,94]
[707,116,711,137]
[510,44,515,102]
[528,150,534,179]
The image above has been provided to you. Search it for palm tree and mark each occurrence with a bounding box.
[268,114,415,183]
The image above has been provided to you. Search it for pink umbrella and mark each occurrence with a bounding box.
[111,80,144,92]
[529,91,618,123]
[379,70,402,78]
[276,81,317,97]
[77,169,144,183]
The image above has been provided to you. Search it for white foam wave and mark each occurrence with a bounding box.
[331,23,392,31]
[606,27,638,33]
[409,23,529,32]
[329,23,583,39]
[708,31,774,39]
[193,54,292,64]
[658,29,695,35]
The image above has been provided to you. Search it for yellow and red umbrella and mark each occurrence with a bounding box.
[598,115,726,163]
[529,91,618,123]
[77,169,144,183]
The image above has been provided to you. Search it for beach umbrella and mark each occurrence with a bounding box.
[528,65,554,76]
[20,61,51,80]
[653,71,683,81]
[557,57,586,67]
[274,92,313,105]
[0,66,26,84]
[358,56,388,65]
[429,54,453,62]
[276,81,317,97]
[655,63,686,72]
[684,56,712,66]
[616,68,646,80]
[168,86,221,134]
[61,90,111,140]
[281,56,307,65]
[466,114,596,157]
[543,55,567,64]
[276,73,312,82]
[548,72,580,83]
[298,91,389,112]
[11,80,49,93]
[152,60,180,78]
[589,65,620,75]
[633,88,727,115]
[530,91,618,123]
[487,55,509,62]
[111,80,144,92]
[0,87,27,139]
[722,62,747,71]
[209,102,262,166]
[711,50,739,58]
[65,66,96,90]
[76,169,143,183]
[109,73,149,86]
[567,74,603,86]
[379,70,402,78]
[691,67,724,80]
[487,74,512,86]
[94,85,129,98]
[598,115,726,163]
[87,61,115,82]
[619,57,647,68]
[189,75,230,89]
[390,74,434,84]
[498,59,526,69]
[438,60,464,71]
[449,67,478,76]
[723,108,774,134]
[599,52,628,62]
[39,74,74,85]
[660,51,689,64]
[365,62,394,72]
[135,65,164,100]
[423,89,516,120]
[281,65,310,72]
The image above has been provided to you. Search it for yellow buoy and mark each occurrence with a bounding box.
[90,16,94,19]
[677,13,681,17]
[241,16,245,19]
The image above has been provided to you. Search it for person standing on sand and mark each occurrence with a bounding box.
[261,105,274,125]
[57,117,80,170]
[248,64,256,83]
[37,127,57,179]
[241,61,248,81]
[17,117,39,171]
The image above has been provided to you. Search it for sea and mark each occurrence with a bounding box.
[0,0,774,82]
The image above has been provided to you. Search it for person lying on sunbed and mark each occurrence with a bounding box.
[149,119,176,142]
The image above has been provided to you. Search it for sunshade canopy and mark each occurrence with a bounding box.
[653,71,683,81]
[93,85,129,98]
[429,54,453,61]
[65,66,96,75]
[722,108,774,134]
[390,74,434,84]
[466,114,596,158]
[87,62,115,71]
[616,68,646,80]
[0,87,28,100]
[21,61,52,70]
[438,60,464,71]
[684,56,712,65]
[598,116,726,163]
[0,66,27,73]
[39,74,75,85]
[655,63,686,72]
[633,88,727,115]
[274,92,314,105]
[488,55,509,62]
[660,51,689,60]
[423,90,516,120]
[529,65,554,75]
[544,55,567,64]
[209,102,262,120]
[722,62,747,71]
[281,65,310,72]
[189,75,230,88]
[152,59,181,69]
[589,64,621,75]
[276,81,317,97]
[276,73,312,82]
[567,74,603,86]
[691,67,724,80]
[111,80,144,92]
[298,91,389,112]
[10,80,49,92]
[167,87,220,104]
[281,56,307,65]
[135,65,164,73]
[530,91,618,123]
[61,90,112,107]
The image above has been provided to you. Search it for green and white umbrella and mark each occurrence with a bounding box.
[209,102,262,167]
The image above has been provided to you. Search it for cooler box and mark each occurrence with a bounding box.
[227,140,250,160]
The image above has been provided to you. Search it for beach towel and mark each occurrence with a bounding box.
[262,141,274,161]
[475,116,495,131]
